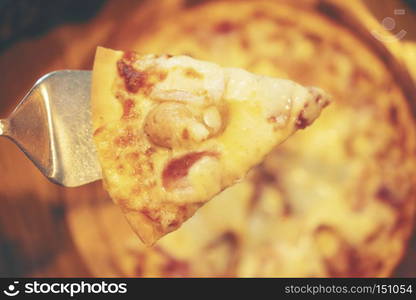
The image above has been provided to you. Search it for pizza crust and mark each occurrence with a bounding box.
[91,47,124,130]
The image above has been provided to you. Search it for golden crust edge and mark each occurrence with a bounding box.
[91,46,124,130]
[122,201,204,246]
[123,209,165,246]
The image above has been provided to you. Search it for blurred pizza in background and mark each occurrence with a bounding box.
[0,0,415,277]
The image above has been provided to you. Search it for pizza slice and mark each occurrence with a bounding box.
[91,46,330,245]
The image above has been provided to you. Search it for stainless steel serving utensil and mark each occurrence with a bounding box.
[0,70,101,187]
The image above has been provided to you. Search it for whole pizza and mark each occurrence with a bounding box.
[89,0,416,277]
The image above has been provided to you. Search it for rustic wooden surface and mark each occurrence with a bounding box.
[0,0,415,277]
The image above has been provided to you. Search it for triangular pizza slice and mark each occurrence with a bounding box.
[91,46,330,245]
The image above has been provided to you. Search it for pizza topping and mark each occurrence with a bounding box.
[204,231,240,275]
[389,106,398,125]
[122,50,138,63]
[117,60,147,93]
[203,106,222,133]
[117,54,168,95]
[188,122,210,143]
[93,126,104,137]
[144,101,224,148]
[145,102,192,148]
[295,110,309,129]
[150,89,207,104]
[149,56,226,105]
[183,67,204,79]
[375,185,405,208]
[144,102,215,148]
[296,87,330,129]
[213,21,239,34]
[153,246,190,276]
[114,127,136,147]
[163,151,215,190]
[314,225,383,276]
[122,99,136,119]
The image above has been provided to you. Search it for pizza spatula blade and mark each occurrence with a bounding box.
[0,70,101,187]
